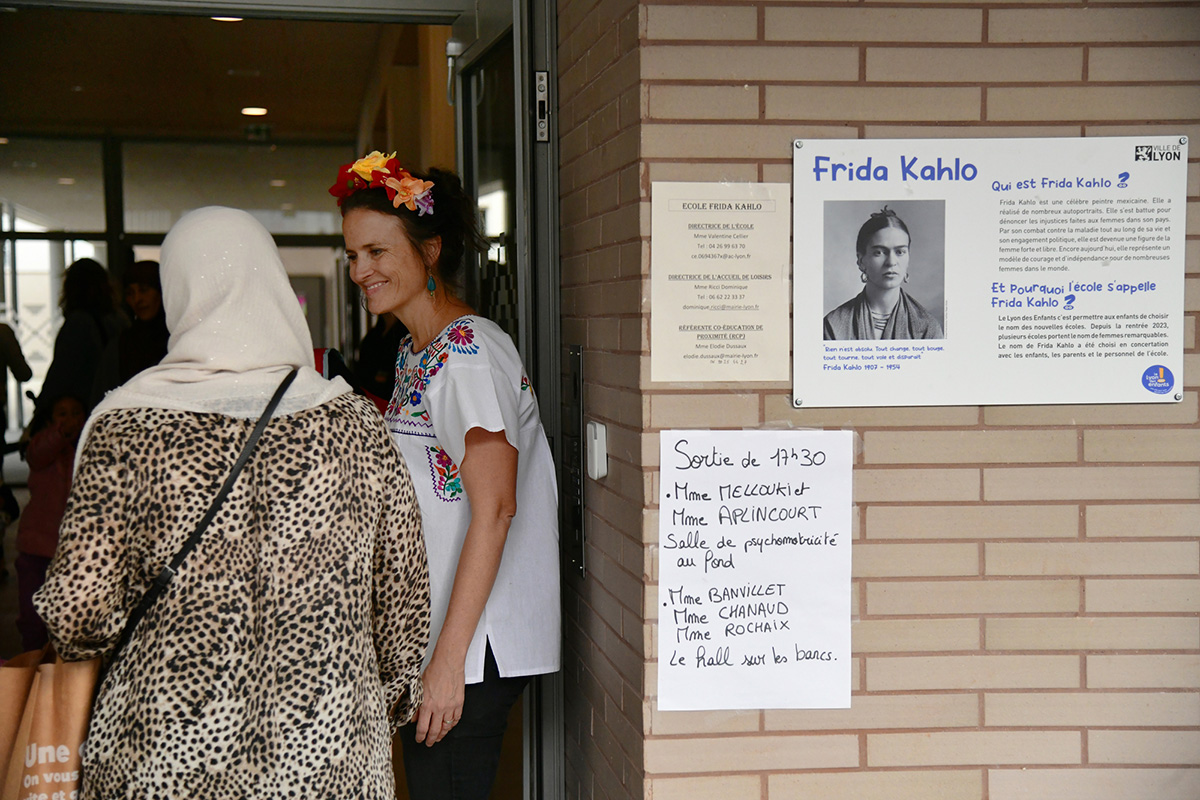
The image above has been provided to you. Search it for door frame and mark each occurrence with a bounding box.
[452,1,563,798]
[9,1,564,799]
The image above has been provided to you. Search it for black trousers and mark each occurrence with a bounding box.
[400,645,529,800]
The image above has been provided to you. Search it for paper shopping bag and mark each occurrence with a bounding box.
[0,649,45,779]
[1,648,99,800]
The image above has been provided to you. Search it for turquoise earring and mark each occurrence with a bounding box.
[427,274,437,298]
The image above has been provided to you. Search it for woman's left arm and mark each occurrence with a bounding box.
[34,416,133,660]
[413,426,517,746]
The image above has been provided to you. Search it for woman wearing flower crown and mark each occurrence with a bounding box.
[332,153,560,800]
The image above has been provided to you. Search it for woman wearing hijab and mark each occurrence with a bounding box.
[822,206,944,340]
[35,207,431,800]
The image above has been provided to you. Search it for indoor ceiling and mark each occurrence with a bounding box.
[0,6,410,142]
[0,6,426,233]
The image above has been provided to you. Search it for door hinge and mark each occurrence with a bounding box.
[535,71,549,143]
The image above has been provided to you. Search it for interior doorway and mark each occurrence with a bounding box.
[0,1,562,798]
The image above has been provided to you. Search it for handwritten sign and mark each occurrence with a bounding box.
[657,430,852,710]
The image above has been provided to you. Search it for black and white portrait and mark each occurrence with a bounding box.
[822,199,946,341]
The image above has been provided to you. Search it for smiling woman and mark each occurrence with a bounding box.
[334,152,560,800]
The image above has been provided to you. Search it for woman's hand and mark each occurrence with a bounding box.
[414,650,466,746]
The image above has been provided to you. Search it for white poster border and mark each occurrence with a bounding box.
[792,136,1188,409]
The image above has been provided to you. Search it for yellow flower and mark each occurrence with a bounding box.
[350,151,396,181]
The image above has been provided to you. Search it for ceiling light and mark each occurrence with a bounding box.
[241,107,268,117]
[269,179,286,188]
[211,16,242,22]
[57,177,75,185]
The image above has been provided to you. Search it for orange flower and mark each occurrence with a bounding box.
[385,175,436,212]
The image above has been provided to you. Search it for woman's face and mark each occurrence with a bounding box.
[125,283,162,322]
[857,226,909,290]
[342,208,431,319]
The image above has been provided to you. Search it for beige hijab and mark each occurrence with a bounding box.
[82,206,349,449]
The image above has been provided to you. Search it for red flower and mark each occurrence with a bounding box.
[328,163,368,206]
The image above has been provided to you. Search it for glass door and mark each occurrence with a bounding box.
[453,1,563,797]
[461,37,519,342]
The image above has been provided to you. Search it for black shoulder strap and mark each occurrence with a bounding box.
[103,368,299,672]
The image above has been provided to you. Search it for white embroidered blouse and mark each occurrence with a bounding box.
[385,315,561,682]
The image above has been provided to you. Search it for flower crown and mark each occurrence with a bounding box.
[329,151,435,215]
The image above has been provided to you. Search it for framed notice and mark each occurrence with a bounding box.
[793,136,1188,407]
[651,182,791,382]
[657,429,853,711]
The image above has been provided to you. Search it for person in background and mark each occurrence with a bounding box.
[333,152,561,800]
[823,206,944,341]
[36,207,430,800]
[14,392,84,650]
[39,257,125,414]
[0,316,32,426]
[354,312,407,402]
[91,259,169,405]
[0,317,31,582]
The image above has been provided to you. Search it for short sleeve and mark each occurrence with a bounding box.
[426,355,521,468]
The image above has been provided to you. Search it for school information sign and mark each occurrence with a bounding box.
[793,136,1188,407]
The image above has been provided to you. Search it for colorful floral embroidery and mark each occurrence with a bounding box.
[520,375,531,392]
[445,320,479,355]
[385,317,489,439]
[426,446,463,502]
[386,334,451,421]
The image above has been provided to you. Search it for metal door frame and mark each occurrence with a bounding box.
[453,1,563,798]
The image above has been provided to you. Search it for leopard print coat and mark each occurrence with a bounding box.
[35,392,430,800]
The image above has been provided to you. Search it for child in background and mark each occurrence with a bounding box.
[15,393,85,651]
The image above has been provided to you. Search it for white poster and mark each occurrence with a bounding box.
[657,430,853,711]
[793,136,1188,407]
[651,182,791,382]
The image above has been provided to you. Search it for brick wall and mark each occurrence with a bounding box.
[560,1,1200,799]
[559,0,645,798]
